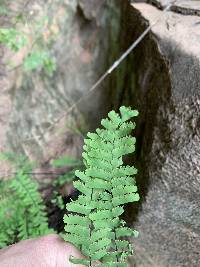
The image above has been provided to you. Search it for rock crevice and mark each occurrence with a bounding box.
[139,0,200,16]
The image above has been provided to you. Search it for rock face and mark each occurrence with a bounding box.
[150,0,200,16]
[0,0,126,164]
[119,3,200,267]
[0,1,200,266]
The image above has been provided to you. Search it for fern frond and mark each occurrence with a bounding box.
[0,155,53,247]
[64,106,140,267]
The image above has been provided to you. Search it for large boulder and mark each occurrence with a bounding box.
[120,2,200,267]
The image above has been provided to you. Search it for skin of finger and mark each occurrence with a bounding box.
[0,234,85,267]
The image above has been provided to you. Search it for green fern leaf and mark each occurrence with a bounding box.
[112,193,140,207]
[64,224,90,237]
[93,218,120,229]
[87,179,111,190]
[115,240,129,250]
[120,106,139,122]
[63,214,90,226]
[111,177,135,187]
[108,110,121,126]
[91,228,112,242]
[66,201,91,215]
[111,185,138,197]
[113,166,138,177]
[115,227,139,238]
[90,248,108,261]
[73,181,92,195]
[64,106,140,266]
[75,170,89,182]
[101,118,118,130]
[90,238,111,253]
[89,210,113,221]
[69,257,90,266]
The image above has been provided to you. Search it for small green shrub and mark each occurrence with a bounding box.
[63,106,140,267]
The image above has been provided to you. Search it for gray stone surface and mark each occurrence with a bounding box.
[0,0,126,164]
[148,0,200,15]
[121,3,200,267]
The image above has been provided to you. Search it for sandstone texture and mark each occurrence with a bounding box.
[150,0,200,15]
[0,0,125,164]
[123,2,200,267]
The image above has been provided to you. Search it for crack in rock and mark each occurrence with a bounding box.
[134,0,200,16]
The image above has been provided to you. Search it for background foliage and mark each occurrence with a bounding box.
[0,152,82,248]
[0,0,62,75]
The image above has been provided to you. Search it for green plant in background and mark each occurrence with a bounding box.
[0,179,17,247]
[0,0,10,15]
[51,156,83,210]
[0,28,28,51]
[63,106,140,267]
[0,1,60,76]
[52,156,83,186]
[0,153,54,248]
[24,50,56,76]
[0,151,83,247]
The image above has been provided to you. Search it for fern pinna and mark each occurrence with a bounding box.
[63,106,140,267]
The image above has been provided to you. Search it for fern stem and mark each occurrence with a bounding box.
[89,188,94,267]
[111,137,120,264]
[25,209,29,238]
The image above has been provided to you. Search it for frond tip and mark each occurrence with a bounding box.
[64,106,140,267]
